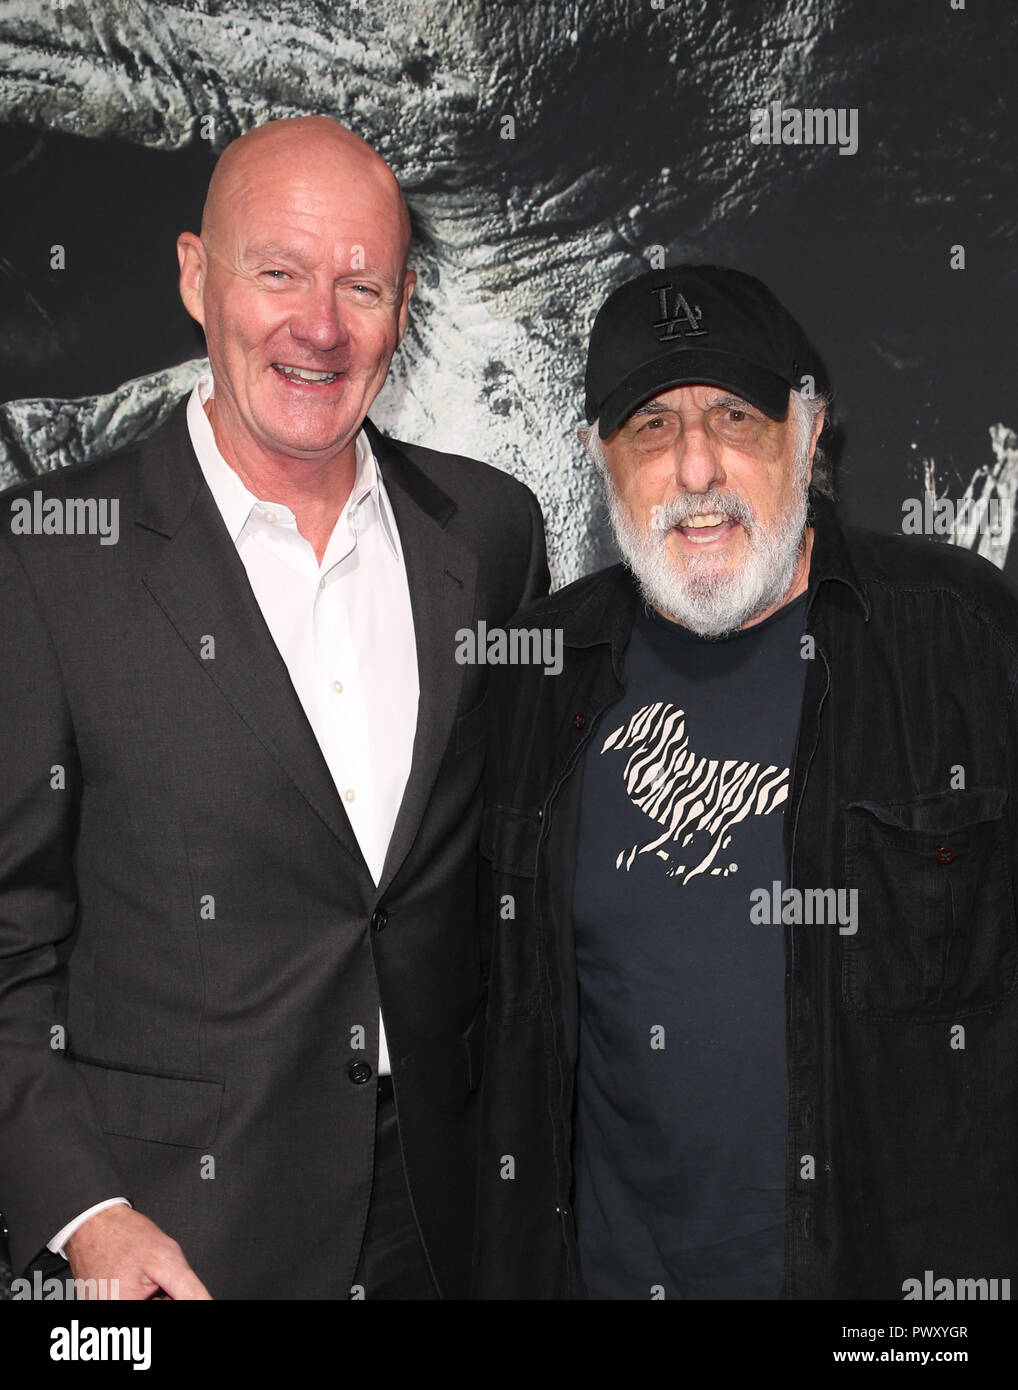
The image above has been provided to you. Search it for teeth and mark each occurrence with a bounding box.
[679,512,733,543]
[274,364,339,382]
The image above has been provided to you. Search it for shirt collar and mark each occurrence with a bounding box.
[804,489,870,623]
[185,371,401,560]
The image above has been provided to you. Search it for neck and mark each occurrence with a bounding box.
[205,396,358,564]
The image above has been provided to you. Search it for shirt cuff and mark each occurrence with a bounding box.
[48,1198,132,1259]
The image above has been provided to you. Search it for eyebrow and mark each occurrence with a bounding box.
[244,242,315,268]
[243,243,398,286]
[629,392,754,417]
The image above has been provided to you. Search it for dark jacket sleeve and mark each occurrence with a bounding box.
[0,534,126,1272]
[519,484,550,609]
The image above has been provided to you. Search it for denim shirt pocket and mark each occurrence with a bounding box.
[842,785,1018,1020]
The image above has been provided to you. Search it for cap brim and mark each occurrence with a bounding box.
[595,349,792,438]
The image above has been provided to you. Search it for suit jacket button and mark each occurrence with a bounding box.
[348,1059,373,1085]
[371,907,388,932]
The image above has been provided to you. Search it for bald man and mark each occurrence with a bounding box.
[0,116,548,1299]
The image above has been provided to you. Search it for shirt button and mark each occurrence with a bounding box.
[319,578,326,591]
[344,788,356,803]
[371,907,388,933]
[800,1210,812,1239]
[348,1059,373,1085]
[332,680,344,694]
[936,846,955,865]
[263,509,277,524]
[572,713,586,730]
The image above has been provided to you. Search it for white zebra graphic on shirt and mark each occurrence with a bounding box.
[600,702,789,884]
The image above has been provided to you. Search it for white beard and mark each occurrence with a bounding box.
[603,457,811,639]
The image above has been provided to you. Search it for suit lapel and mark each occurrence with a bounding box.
[366,422,478,896]
[135,405,371,879]
[134,406,477,896]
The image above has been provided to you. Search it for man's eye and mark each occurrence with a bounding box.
[727,408,747,422]
[262,270,289,281]
[642,417,666,430]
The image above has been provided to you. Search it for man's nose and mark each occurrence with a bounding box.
[289,284,350,352]
[671,416,725,494]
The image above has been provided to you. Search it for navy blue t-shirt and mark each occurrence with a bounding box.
[572,591,808,1300]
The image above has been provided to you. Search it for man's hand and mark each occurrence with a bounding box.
[65,1205,213,1300]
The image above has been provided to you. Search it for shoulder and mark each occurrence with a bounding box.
[379,430,528,496]
[1,437,147,576]
[511,562,634,625]
[846,522,1018,635]
[0,400,189,516]
[369,424,542,523]
[0,405,193,593]
[1,438,147,511]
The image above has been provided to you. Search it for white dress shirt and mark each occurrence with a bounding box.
[49,375,418,1255]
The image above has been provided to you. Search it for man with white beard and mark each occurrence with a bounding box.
[591,384,817,640]
[473,265,1018,1301]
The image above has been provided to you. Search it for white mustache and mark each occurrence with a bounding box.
[649,491,755,532]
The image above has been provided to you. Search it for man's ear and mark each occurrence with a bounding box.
[810,403,827,452]
[177,232,207,328]
[805,402,827,488]
[395,268,416,346]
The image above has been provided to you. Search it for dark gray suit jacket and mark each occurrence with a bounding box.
[0,401,548,1298]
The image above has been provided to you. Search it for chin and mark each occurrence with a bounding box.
[668,546,742,584]
[261,424,353,455]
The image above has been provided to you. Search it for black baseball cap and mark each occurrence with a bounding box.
[584,264,826,438]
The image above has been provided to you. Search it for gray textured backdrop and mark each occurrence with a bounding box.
[2,0,1017,588]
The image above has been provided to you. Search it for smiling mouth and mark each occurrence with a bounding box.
[675,512,739,544]
[272,363,341,384]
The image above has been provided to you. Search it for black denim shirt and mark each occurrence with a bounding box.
[473,490,1018,1300]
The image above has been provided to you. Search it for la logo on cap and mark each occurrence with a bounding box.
[652,283,707,342]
